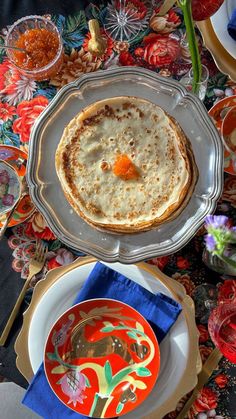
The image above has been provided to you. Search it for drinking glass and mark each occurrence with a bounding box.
[208,302,236,364]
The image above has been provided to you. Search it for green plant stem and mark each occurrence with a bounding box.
[178,0,202,93]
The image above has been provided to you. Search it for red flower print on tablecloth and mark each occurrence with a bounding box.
[147,255,170,271]
[25,211,56,241]
[222,177,236,208]
[199,345,213,363]
[47,248,75,271]
[12,96,49,143]
[150,7,181,34]
[215,373,228,389]
[193,387,218,413]
[119,51,137,66]
[139,33,180,68]
[171,272,195,296]
[176,256,190,269]
[0,102,16,121]
[115,0,147,20]
[197,324,209,343]
[218,279,236,303]
[83,30,114,61]
[0,59,36,106]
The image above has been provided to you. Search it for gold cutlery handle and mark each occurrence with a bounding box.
[0,274,33,346]
[176,388,199,419]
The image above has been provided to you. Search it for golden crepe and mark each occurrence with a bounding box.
[55,97,198,233]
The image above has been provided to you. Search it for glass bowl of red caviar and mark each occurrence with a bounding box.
[5,15,64,81]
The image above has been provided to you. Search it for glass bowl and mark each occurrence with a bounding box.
[0,160,21,216]
[5,15,63,81]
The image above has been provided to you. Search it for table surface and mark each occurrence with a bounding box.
[0,3,236,419]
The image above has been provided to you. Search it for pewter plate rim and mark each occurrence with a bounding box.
[27,67,223,263]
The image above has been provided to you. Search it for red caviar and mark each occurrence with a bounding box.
[113,154,139,180]
[12,28,59,70]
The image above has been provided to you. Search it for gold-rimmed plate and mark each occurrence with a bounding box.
[15,257,201,419]
[197,19,236,82]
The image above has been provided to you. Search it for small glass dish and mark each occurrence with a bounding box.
[0,160,21,216]
[180,64,209,101]
[5,15,63,81]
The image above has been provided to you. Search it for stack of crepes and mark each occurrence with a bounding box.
[56,97,198,233]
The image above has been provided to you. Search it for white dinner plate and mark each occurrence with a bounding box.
[28,262,190,419]
[211,0,236,59]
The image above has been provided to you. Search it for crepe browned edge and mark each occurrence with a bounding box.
[56,101,198,234]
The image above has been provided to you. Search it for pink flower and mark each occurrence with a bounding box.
[2,193,14,206]
[59,370,87,406]
[52,316,75,347]
[55,248,75,265]
[47,248,75,271]
[0,169,9,184]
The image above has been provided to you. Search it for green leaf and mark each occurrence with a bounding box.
[134,380,147,390]
[52,365,68,374]
[206,90,215,99]
[84,374,91,388]
[46,352,58,361]
[135,322,144,333]
[48,239,62,251]
[116,402,124,415]
[103,321,113,327]
[64,11,87,34]
[104,360,113,384]
[136,367,151,377]
[127,331,138,340]
[100,326,114,333]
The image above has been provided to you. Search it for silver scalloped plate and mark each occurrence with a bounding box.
[27,67,223,263]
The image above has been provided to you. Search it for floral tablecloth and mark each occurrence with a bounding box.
[0,2,236,419]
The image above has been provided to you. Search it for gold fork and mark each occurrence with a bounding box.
[176,347,223,419]
[0,241,48,346]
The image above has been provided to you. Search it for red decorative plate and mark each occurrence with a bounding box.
[209,95,236,175]
[0,145,35,227]
[44,298,160,418]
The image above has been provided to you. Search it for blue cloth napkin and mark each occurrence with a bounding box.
[22,262,182,419]
[228,9,236,40]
